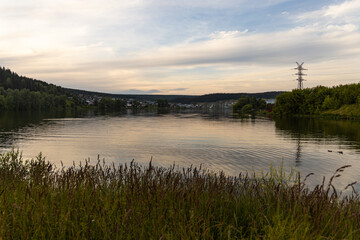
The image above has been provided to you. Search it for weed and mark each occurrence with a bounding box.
[0,149,359,239]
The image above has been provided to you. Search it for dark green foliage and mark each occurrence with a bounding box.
[0,67,82,112]
[232,96,267,114]
[173,92,284,104]
[274,83,360,116]
[0,67,64,94]
[131,100,141,109]
[0,87,76,111]
[1,149,359,239]
[156,99,169,108]
[275,117,360,145]
[98,97,126,111]
[241,104,253,114]
[0,66,153,113]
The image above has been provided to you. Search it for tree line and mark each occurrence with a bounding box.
[174,92,284,104]
[0,67,77,111]
[0,86,129,113]
[0,67,64,95]
[0,67,175,113]
[273,83,360,116]
[0,87,76,111]
[232,96,267,114]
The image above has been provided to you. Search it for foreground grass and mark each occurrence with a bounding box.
[0,150,360,239]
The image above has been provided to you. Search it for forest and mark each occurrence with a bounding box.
[0,67,128,112]
[0,67,77,111]
[0,67,64,94]
[273,83,360,117]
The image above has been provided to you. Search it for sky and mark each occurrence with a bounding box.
[1,0,360,95]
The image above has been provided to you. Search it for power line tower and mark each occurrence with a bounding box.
[294,62,307,89]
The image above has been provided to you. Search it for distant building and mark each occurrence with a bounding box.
[265,99,276,104]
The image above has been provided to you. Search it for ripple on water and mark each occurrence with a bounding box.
[1,114,360,190]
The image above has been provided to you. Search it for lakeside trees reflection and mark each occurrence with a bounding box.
[274,117,360,152]
[0,110,91,148]
[0,111,360,171]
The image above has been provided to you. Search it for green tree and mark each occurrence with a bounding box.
[241,104,254,114]
[233,96,266,114]
[156,99,169,108]
[322,96,336,110]
[0,95,6,111]
[274,83,360,116]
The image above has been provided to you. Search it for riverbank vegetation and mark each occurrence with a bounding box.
[1,66,285,114]
[232,96,267,114]
[0,67,90,112]
[274,83,360,118]
[0,67,141,112]
[1,150,360,239]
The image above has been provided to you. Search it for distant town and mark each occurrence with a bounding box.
[78,93,276,111]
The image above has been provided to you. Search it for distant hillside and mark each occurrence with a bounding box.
[65,89,284,103]
[0,67,72,111]
[64,88,193,102]
[172,92,285,104]
[0,66,284,104]
[0,67,66,95]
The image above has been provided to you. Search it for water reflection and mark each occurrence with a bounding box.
[0,110,94,149]
[295,136,302,166]
[0,112,49,148]
[274,117,360,192]
[0,111,359,192]
[275,117,360,152]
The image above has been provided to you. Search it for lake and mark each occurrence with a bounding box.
[1,110,360,191]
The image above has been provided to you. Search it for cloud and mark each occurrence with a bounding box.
[145,0,289,9]
[324,0,360,18]
[297,0,360,22]
[121,89,162,94]
[170,88,188,91]
[326,24,358,32]
[209,30,248,39]
[88,25,360,71]
[1,0,360,95]
[99,0,360,70]
[119,88,188,94]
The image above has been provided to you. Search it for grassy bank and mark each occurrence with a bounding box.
[0,150,360,239]
[321,104,360,119]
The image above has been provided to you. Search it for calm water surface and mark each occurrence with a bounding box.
[1,111,360,190]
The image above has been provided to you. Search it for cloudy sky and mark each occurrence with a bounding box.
[1,0,360,95]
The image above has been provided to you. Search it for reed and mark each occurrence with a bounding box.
[0,149,359,239]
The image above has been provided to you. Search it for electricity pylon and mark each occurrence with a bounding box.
[294,62,307,89]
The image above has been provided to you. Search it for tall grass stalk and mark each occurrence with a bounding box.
[0,149,359,239]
